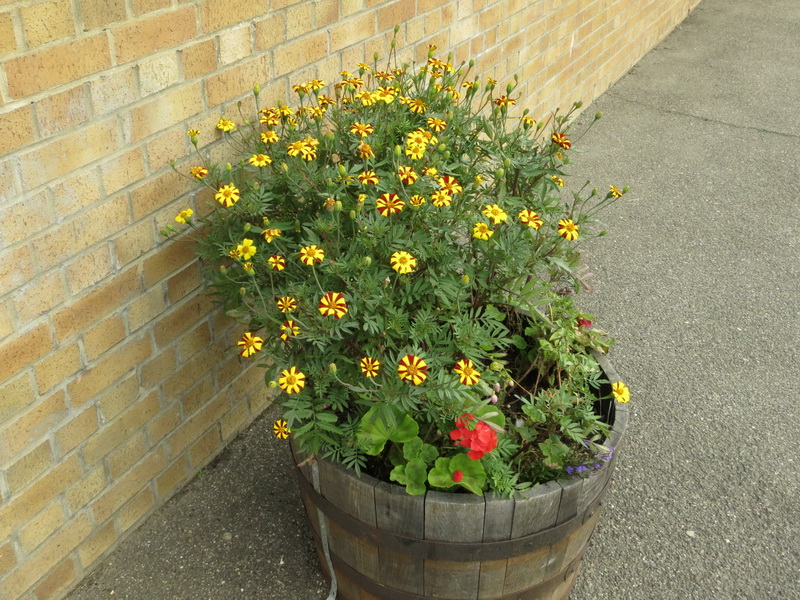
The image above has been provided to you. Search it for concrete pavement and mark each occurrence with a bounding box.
[67,0,800,598]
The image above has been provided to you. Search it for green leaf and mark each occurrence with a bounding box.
[538,433,570,468]
[357,404,419,455]
[428,455,486,495]
[390,458,428,495]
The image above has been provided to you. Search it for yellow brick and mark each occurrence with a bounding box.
[220,400,250,441]
[0,104,36,156]
[108,432,148,478]
[97,372,138,421]
[81,315,125,361]
[0,514,90,600]
[54,406,98,456]
[141,237,196,286]
[180,38,218,79]
[50,170,102,220]
[65,245,114,295]
[132,0,171,15]
[0,322,53,384]
[90,67,138,116]
[377,0,416,31]
[0,541,17,576]
[218,24,252,65]
[35,84,91,139]
[316,0,339,27]
[77,520,116,568]
[101,148,146,195]
[6,440,54,494]
[139,346,177,390]
[34,341,82,394]
[113,220,155,267]
[155,456,188,499]
[129,288,167,336]
[82,391,159,465]
[0,190,51,246]
[153,293,213,347]
[0,454,80,540]
[331,14,376,53]
[200,0,270,32]
[91,449,165,522]
[21,0,74,47]
[286,3,315,39]
[0,373,35,423]
[5,34,111,99]
[0,301,12,340]
[130,82,204,141]
[189,426,220,467]
[167,394,228,458]
[66,465,106,513]
[138,51,181,96]
[78,0,126,30]
[146,126,185,171]
[274,31,329,76]
[52,268,139,342]
[0,159,18,206]
[118,486,154,531]
[13,269,67,325]
[34,556,78,600]
[176,373,214,416]
[19,118,121,189]
[114,6,197,63]
[147,403,180,445]
[0,12,17,57]
[205,54,271,107]
[68,336,151,407]
[18,502,66,553]
[177,321,211,362]
[253,14,285,51]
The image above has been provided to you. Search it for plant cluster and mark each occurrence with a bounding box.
[168,42,630,496]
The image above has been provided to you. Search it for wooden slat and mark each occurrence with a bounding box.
[374,482,424,594]
[326,517,381,584]
[555,477,582,524]
[424,558,480,600]
[511,482,560,538]
[477,559,507,599]
[319,459,378,525]
[483,492,514,542]
[577,467,610,515]
[502,544,552,595]
[425,491,485,542]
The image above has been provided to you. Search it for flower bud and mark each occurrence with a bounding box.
[383,277,391,287]
[444,150,450,159]
[595,112,603,120]
[253,84,260,96]
[490,361,503,372]
[574,101,583,109]
[469,59,475,67]
[493,382,501,393]
[281,162,289,172]
[506,80,515,94]
[591,188,598,196]
[349,210,356,219]
[334,200,343,211]
[328,363,337,374]
[225,162,232,172]
[268,380,278,388]
[490,394,498,404]
[338,163,347,176]
[394,144,403,158]
[239,287,247,296]
[503,157,511,169]
[394,24,400,34]
[219,265,227,274]
[460,274,470,284]
[623,186,630,193]
[243,223,251,232]
[495,167,505,179]
[362,256,371,267]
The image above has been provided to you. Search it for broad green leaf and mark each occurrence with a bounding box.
[357,404,419,455]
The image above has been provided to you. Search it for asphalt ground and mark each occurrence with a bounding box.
[67,0,800,598]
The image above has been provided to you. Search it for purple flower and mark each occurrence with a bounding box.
[594,463,602,469]
[565,466,574,475]
[576,465,587,473]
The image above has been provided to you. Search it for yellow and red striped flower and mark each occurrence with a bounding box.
[260,131,279,143]
[268,255,286,271]
[262,228,282,243]
[398,166,418,185]
[318,292,348,319]
[453,359,481,386]
[407,98,427,114]
[357,142,375,159]
[397,354,428,385]
[492,95,516,107]
[551,176,565,187]
[358,170,379,185]
[299,245,325,266]
[426,117,447,132]
[609,185,623,198]
[551,132,572,150]
[273,420,291,439]
[557,219,579,241]
[409,194,426,207]
[360,357,381,378]
[190,166,208,179]
[237,332,263,357]
[215,183,240,207]
[248,154,272,167]
[279,320,300,342]
[437,176,462,195]
[278,367,306,394]
[376,193,405,216]
[350,122,374,137]
[277,296,297,313]
[518,209,544,230]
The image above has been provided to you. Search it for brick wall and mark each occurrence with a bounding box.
[0,1,700,598]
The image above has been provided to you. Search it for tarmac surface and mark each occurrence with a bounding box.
[67,0,800,598]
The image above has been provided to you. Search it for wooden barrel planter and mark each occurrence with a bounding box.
[292,352,628,600]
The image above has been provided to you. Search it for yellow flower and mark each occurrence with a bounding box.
[431,190,452,207]
[358,170,379,185]
[357,141,375,160]
[612,381,630,403]
[355,90,375,106]
[350,122,374,137]
[175,209,193,223]
[409,194,426,207]
[237,332,263,357]
[376,193,405,216]
[318,292,348,319]
[521,115,536,128]
[421,166,438,177]
[551,132,572,149]
[407,98,427,114]
[186,129,200,138]
[236,239,257,260]
[374,86,398,103]
[398,166,418,185]
[360,357,381,378]
[268,255,285,271]
[273,420,291,439]
[279,320,300,342]
[260,131,279,143]
[215,183,240,207]
[518,209,544,230]
[473,222,494,240]
[492,95,516,107]
[552,176,565,187]
[405,143,426,160]
[190,166,208,179]
[277,296,297,312]
[278,366,306,394]
[610,185,623,198]
[216,117,236,132]
[437,176,462,195]
[482,204,508,224]
[262,228,282,243]
[248,154,272,167]
[397,354,428,385]
[299,245,325,266]
[454,359,481,385]
[390,251,417,274]
[557,218,579,241]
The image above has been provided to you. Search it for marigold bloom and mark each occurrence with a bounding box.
[557,218,580,241]
[551,132,572,149]
[215,183,240,207]
[374,86,399,103]
[279,320,300,341]
[360,357,381,378]
[260,131,279,143]
[612,381,630,403]
[277,105,294,117]
[437,176,462,195]
[228,248,242,259]
[216,118,235,132]
[405,143,426,160]
[398,166,418,185]
[493,95,516,107]
[237,332,263,357]
[262,228,282,243]
[482,204,508,224]
[518,209,544,230]
[186,129,200,138]
[610,185,623,198]
[355,90,376,106]
[278,367,306,394]
[473,222,494,240]
[277,296,297,312]
[357,142,375,159]
[358,170,379,185]
[421,166,438,177]
[397,354,428,385]
[318,292,348,319]
[390,251,417,274]
[268,255,286,271]
[376,193,405,216]
[299,245,325,266]
[248,154,272,167]
[407,98,427,114]
[409,194,426,207]
[431,190,452,207]
[552,176,565,187]
[454,359,481,385]
[175,209,193,223]
[350,122,374,137]
[237,239,257,260]
[426,117,447,132]
[287,139,317,161]
[521,115,536,128]
[242,262,254,274]
[273,420,291,439]
[375,70,395,82]
[190,166,208,179]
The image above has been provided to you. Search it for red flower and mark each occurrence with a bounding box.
[577,317,592,329]
[452,470,464,482]
[449,413,498,460]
